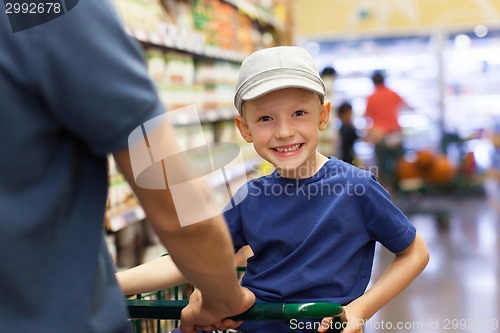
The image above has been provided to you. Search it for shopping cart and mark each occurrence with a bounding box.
[126,272,344,333]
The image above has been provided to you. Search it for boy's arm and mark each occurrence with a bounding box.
[320,232,429,333]
[116,255,186,295]
[116,248,252,295]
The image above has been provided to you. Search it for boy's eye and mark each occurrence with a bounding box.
[293,110,306,117]
[258,116,272,122]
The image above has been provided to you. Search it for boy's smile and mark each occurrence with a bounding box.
[273,143,302,154]
[235,88,330,179]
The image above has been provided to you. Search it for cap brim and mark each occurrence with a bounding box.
[241,77,325,103]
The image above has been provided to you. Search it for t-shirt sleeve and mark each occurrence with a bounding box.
[34,0,164,155]
[363,174,416,253]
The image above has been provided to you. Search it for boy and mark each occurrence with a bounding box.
[117,46,429,333]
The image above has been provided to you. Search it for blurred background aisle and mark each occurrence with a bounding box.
[368,194,499,333]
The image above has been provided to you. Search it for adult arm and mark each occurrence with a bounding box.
[319,232,429,332]
[399,96,414,111]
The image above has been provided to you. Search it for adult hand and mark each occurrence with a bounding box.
[317,306,364,333]
[179,287,255,333]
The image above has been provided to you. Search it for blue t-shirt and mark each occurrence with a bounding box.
[225,157,416,332]
[0,1,164,332]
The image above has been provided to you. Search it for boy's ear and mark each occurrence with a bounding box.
[235,115,253,143]
[318,99,331,131]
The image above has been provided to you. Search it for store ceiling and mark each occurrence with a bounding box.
[294,0,500,39]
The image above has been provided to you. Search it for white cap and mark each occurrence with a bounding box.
[234,46,326,115]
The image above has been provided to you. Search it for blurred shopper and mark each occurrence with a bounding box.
[337,102,359,165]
[320,66,337,103]
[365,71,411,190]
[0,2,253,333]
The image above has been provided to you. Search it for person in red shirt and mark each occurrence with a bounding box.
[365,71,411,190]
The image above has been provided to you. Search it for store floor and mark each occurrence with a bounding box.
[367,193,500,333]
[141,193,500,333]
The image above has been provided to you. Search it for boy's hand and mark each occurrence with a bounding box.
[179,287,255,333]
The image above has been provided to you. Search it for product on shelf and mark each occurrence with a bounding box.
[107,157,134,211]
[195,60,240,110]
[105,157,143,232]
[112,0,169,35]
[144,47,240,112]
[145,47,166,83]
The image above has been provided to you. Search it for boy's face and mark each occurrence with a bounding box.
[235,88,330,179]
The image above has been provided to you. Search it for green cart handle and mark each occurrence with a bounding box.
[230,302,343,321]
[127,299,343,321]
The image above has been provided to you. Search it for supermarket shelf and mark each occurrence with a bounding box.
[106,201,145,233]
[127,26,247,63]
[222,0,286,31]
[165,107,237,127]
